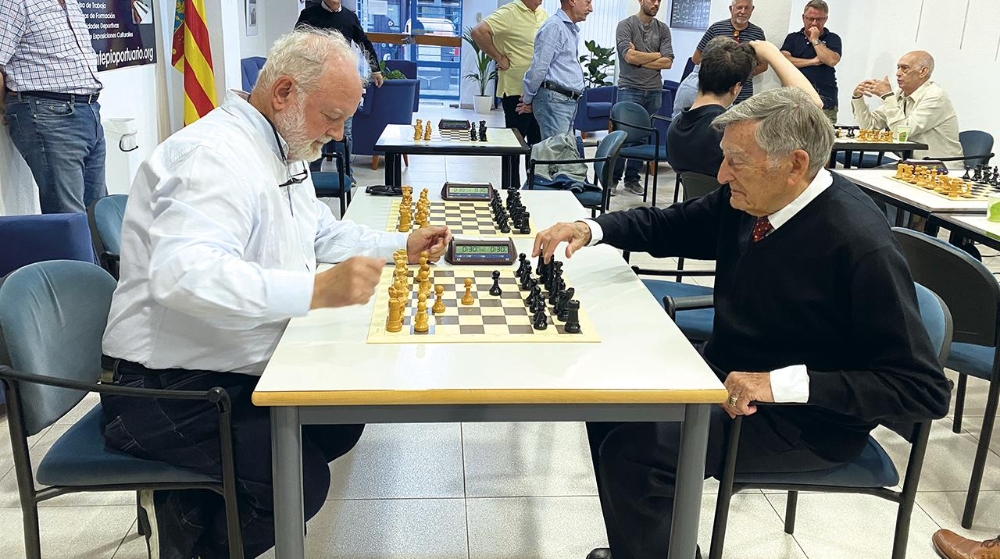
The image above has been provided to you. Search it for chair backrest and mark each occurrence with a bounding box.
[959,130,994,168]
[240,56,266,91]
[679,172,723,201]
[681,57,696,81]
[893,227,1000,347]
[594,131,628,190]
[0,261,115,436]
[610,101,652,143]
[384,59,417,79]
[914,283,953,364]
[87,194,128,278]
[0,213,95,278]
[351,79,419,156]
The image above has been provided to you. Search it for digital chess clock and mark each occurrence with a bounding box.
[445,238,516,265]
[441,182,494,201]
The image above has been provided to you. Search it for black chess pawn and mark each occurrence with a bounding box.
[963,168,972,181]
[470,127,478,142]
[532,309,548,330]
[974,165,984,182]
[563,300,581,333]
[479,124,488,142]
[527,284,542,306]
[489,271,503,296]
[530,297,545,313]
[519,268,533,290]
[500,222,511,234]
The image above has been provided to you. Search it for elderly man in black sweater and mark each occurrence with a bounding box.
[533,86,951,559]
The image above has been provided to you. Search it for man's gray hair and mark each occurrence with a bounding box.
[255,27,362,95]
[712,87,834,178]
[804,0,828,13]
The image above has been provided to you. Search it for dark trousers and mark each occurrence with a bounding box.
[501,94,541,179]
[101,361,363,559]
[587,408,841,559]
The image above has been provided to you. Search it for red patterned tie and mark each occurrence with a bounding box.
[751,216,773,242]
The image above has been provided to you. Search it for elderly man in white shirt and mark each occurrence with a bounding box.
[100,28,451,559]
[851,50,964,167]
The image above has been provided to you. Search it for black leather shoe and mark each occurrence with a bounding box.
[586,548,612,559]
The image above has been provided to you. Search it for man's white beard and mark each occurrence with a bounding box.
[275,99,332,162]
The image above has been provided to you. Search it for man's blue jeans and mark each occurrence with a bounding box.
[534,87,579,140]
[614,87,662,184]
[4,94,107,214]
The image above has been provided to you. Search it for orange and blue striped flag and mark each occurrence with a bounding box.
[171,0,217,125]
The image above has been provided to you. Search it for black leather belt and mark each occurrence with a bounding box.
[11,90,100,103]
[541,81,583,100]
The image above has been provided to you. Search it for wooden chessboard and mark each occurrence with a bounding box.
[385,199,536,237]
[886,174,1000,201]
[367,267,599,344]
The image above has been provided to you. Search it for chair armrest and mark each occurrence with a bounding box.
[529,156,609,167]
[0,365,230,408]
[662,294,714,320]
[609,117,656,134]
[922,153,994,164]
[632,265,716,278]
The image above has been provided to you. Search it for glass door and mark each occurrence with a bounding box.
[361,0,462,102]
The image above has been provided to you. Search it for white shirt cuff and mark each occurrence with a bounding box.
[583,219,603,246]
[769,364,810,403]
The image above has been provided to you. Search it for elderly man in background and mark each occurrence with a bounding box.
[519,0,593,140]
[781,0,842,122]
[100,28,450,559]
[472,0,548,176]
[852,50,963,165]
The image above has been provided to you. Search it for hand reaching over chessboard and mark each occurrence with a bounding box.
[532,221,594,263]
[405,225,452,263]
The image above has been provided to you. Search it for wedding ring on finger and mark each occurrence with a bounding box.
[728,395,738,406]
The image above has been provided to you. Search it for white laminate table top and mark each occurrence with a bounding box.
[254,190,726,407]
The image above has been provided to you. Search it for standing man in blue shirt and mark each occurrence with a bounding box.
[780,0,841,122]
[519,0,593,140]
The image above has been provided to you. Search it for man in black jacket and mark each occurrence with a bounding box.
[533,86,952,559]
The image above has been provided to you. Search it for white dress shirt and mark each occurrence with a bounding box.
[103,90,406,376]
[584,169,835,402]
[851,81,964,167]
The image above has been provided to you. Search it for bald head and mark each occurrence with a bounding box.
[895,50,934,95]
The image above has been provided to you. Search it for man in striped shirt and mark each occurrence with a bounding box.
[692,0,767,105]
[0,0,107,215]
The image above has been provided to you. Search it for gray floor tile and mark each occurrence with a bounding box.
[466,496,607,559]
[699,493,807,559]
[764,492,942,559]
[258,498,468,559]
[916,490,1000,537]
[0,505,136,559]
[875,421,1000,492]
[327,423,464,500]
[462,422,598,498]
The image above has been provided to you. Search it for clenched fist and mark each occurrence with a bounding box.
[310,256,386,309]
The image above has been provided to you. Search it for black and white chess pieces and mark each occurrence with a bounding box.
[478,121,488,142]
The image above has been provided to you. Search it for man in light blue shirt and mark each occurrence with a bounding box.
[671,65,699,118]
[519,0,593,139]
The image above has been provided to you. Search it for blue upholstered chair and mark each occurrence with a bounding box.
[0,260,244,559]
[384,59,417,79]
[526,131,626,217]
[574,86,616,135]
[312,142,354,216]
[87,194,128,279]
[0,213,94,278]
[893,227,998,529]
[240,56,267,91]
[707,282,952,559]
[351,79,419,170]
[680,57,696,82]
[956,130,994,168]
[610,101,669,207]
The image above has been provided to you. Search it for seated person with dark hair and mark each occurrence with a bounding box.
[667,38,821,178]
[534,86,951,559]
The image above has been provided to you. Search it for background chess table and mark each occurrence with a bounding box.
[386,199,536,237]
[368,267,599,344]
[887,174,1000,201]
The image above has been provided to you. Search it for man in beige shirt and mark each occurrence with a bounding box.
[472,0,547,161]
[852,50,963,166]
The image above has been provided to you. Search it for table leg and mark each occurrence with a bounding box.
[668,403,711,559]
[902,150,913,161]
[501,156,513,189]
[271,407,305,559]
[843,150,854,169]
[384,153,395,186]
[393,154,403,187]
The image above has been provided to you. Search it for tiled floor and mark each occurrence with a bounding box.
[3,105,1000,558]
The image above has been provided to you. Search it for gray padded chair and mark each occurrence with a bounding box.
[0,260,244,559]
[892,226,999,528]
[87,194,128,280]
[705,282,952,559]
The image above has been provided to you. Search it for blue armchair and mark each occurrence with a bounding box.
[0,213,95,278]
[574,86,617,135]
[240,57,266,91]
[351,79,419,170]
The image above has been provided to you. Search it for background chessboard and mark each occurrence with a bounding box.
[367,267,599,344]
[887,174,1000,201]
[406,126,522,147]
[386,199,536,237]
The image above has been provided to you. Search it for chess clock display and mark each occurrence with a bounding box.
[445,238,516,265]
[441,182,494,201]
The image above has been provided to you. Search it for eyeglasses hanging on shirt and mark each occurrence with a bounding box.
[261,112,310,188]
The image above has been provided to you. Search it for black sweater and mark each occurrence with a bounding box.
[595,173,951,461]
[296,5,381,74]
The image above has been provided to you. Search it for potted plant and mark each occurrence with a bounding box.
[461,27,497,114]
[579,40,615,88]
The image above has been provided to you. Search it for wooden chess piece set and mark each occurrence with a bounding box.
[858,128,894,142]
[894,163,975,198]
[413,119,433,141]
[396,186,431,233]
[385,249,478,334]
